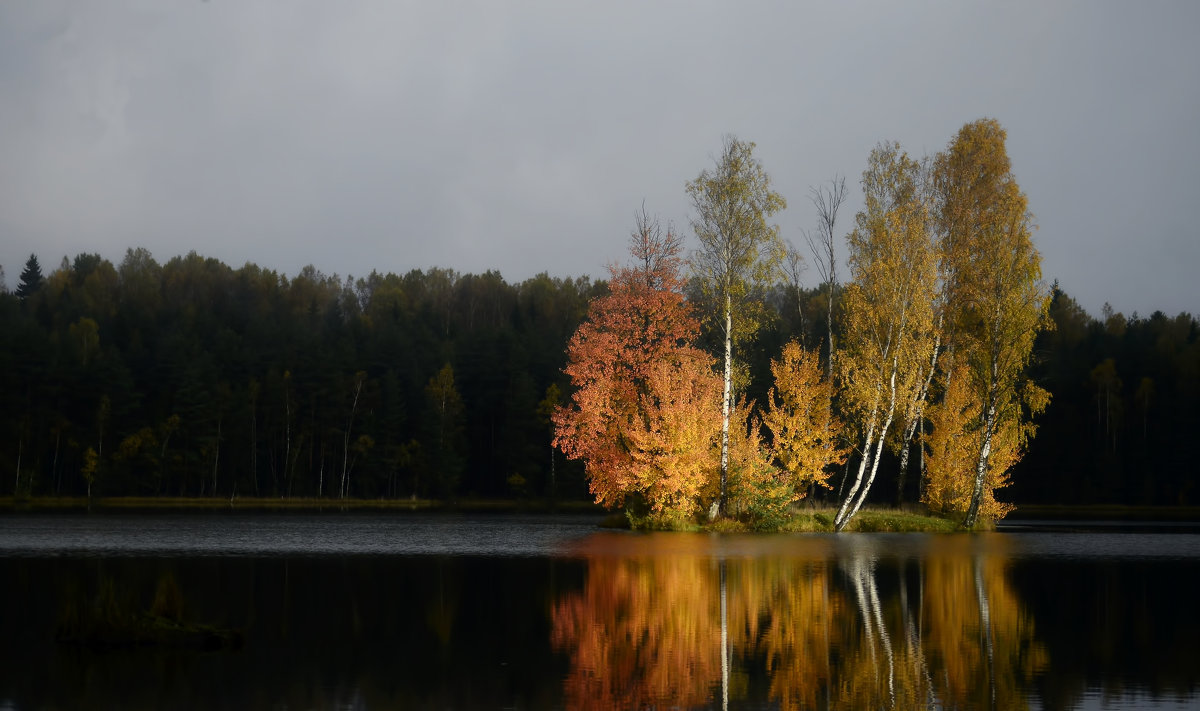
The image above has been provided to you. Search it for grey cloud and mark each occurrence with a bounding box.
[1,1,1196,318]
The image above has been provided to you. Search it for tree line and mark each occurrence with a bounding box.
[1013,290,1200,506]
[1,251,598,500]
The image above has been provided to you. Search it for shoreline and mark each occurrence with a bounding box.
[0,495,606,514]
[4,497,1197,530]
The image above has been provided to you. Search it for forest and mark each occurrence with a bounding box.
[3,248,1195,509]
[2,125,1197,514]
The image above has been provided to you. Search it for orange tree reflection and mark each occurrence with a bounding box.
[551,533,1046,710]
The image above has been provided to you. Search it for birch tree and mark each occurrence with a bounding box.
[933,118,1050,528]
[804,175,848,382]
[834,142,937,531]
[687,136,786,516]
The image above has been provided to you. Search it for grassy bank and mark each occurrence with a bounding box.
[604,506,971,533]
[0,495,605,514]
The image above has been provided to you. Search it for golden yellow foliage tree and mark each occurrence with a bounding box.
[625,350,723,519]
[835,142,938,531]
[933,118,1051,527]
[922,356,1035,520]
[763,341,848,498]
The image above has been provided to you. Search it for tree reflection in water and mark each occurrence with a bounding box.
[551,533,1046,710]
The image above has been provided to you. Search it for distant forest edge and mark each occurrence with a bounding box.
[3,248,1196,507]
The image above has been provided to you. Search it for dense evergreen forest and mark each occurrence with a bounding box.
[1,249,1197,506]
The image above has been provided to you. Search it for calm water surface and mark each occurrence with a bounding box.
[1,512,1197,710]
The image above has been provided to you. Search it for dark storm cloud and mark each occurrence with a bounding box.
[1,1,1196,318]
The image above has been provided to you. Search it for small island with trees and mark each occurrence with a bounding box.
[557,119,1047,531]
[2,118,1197,530]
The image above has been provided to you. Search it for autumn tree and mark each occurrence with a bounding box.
[835,142,938,531]
[688,136,787,516]
[554,210,721,521]
[922,352,1031,520]
[624,350,723,522]
[932,118,1050,527]
[762,341,848,499]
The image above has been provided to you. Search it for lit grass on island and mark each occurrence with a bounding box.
[4,496,976,530]
[602,506,972,533]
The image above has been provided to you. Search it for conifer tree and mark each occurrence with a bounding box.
[15,254,44,300]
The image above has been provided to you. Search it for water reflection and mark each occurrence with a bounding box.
[552,533,1046,710]
[1,521,1198,709]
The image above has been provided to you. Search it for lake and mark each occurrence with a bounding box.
[1,512,1197,710]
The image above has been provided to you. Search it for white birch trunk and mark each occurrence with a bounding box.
[897,334,941,504]
[837,359,900,530]
[834,406,877,530]
[341,377,364,500]
[844,404,896,527]
[719,294,732,516]
[963,403,995,528]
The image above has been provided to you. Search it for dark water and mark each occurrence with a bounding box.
[1,513,1197,710]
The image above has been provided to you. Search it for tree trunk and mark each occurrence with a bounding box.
[719,294,732,517]
[835,404,879,530]
[917,417,926,503]
[837,361,899,530]
[549,441,556,500]
[896,427,913,506]
[211,416,221,496]
[13,438,21,496]
[897,333,941,505]
[963,397,997,528]
[341,377,363,500]
[53,430,61,495]
[250,400,259,497]
[842,406,896,528]
[826,283,835,384]
[283,390,291,498]
[836,455,851,500]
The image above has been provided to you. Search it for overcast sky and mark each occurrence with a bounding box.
[2,1,1197,318]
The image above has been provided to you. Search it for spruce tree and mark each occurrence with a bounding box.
[15,254,44,300]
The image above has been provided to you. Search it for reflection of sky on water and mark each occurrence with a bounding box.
[1056,692,1198,711]
[0,512,604,557]
[0,514,1196,709]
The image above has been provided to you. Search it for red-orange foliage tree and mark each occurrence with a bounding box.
[553,211,721,518]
